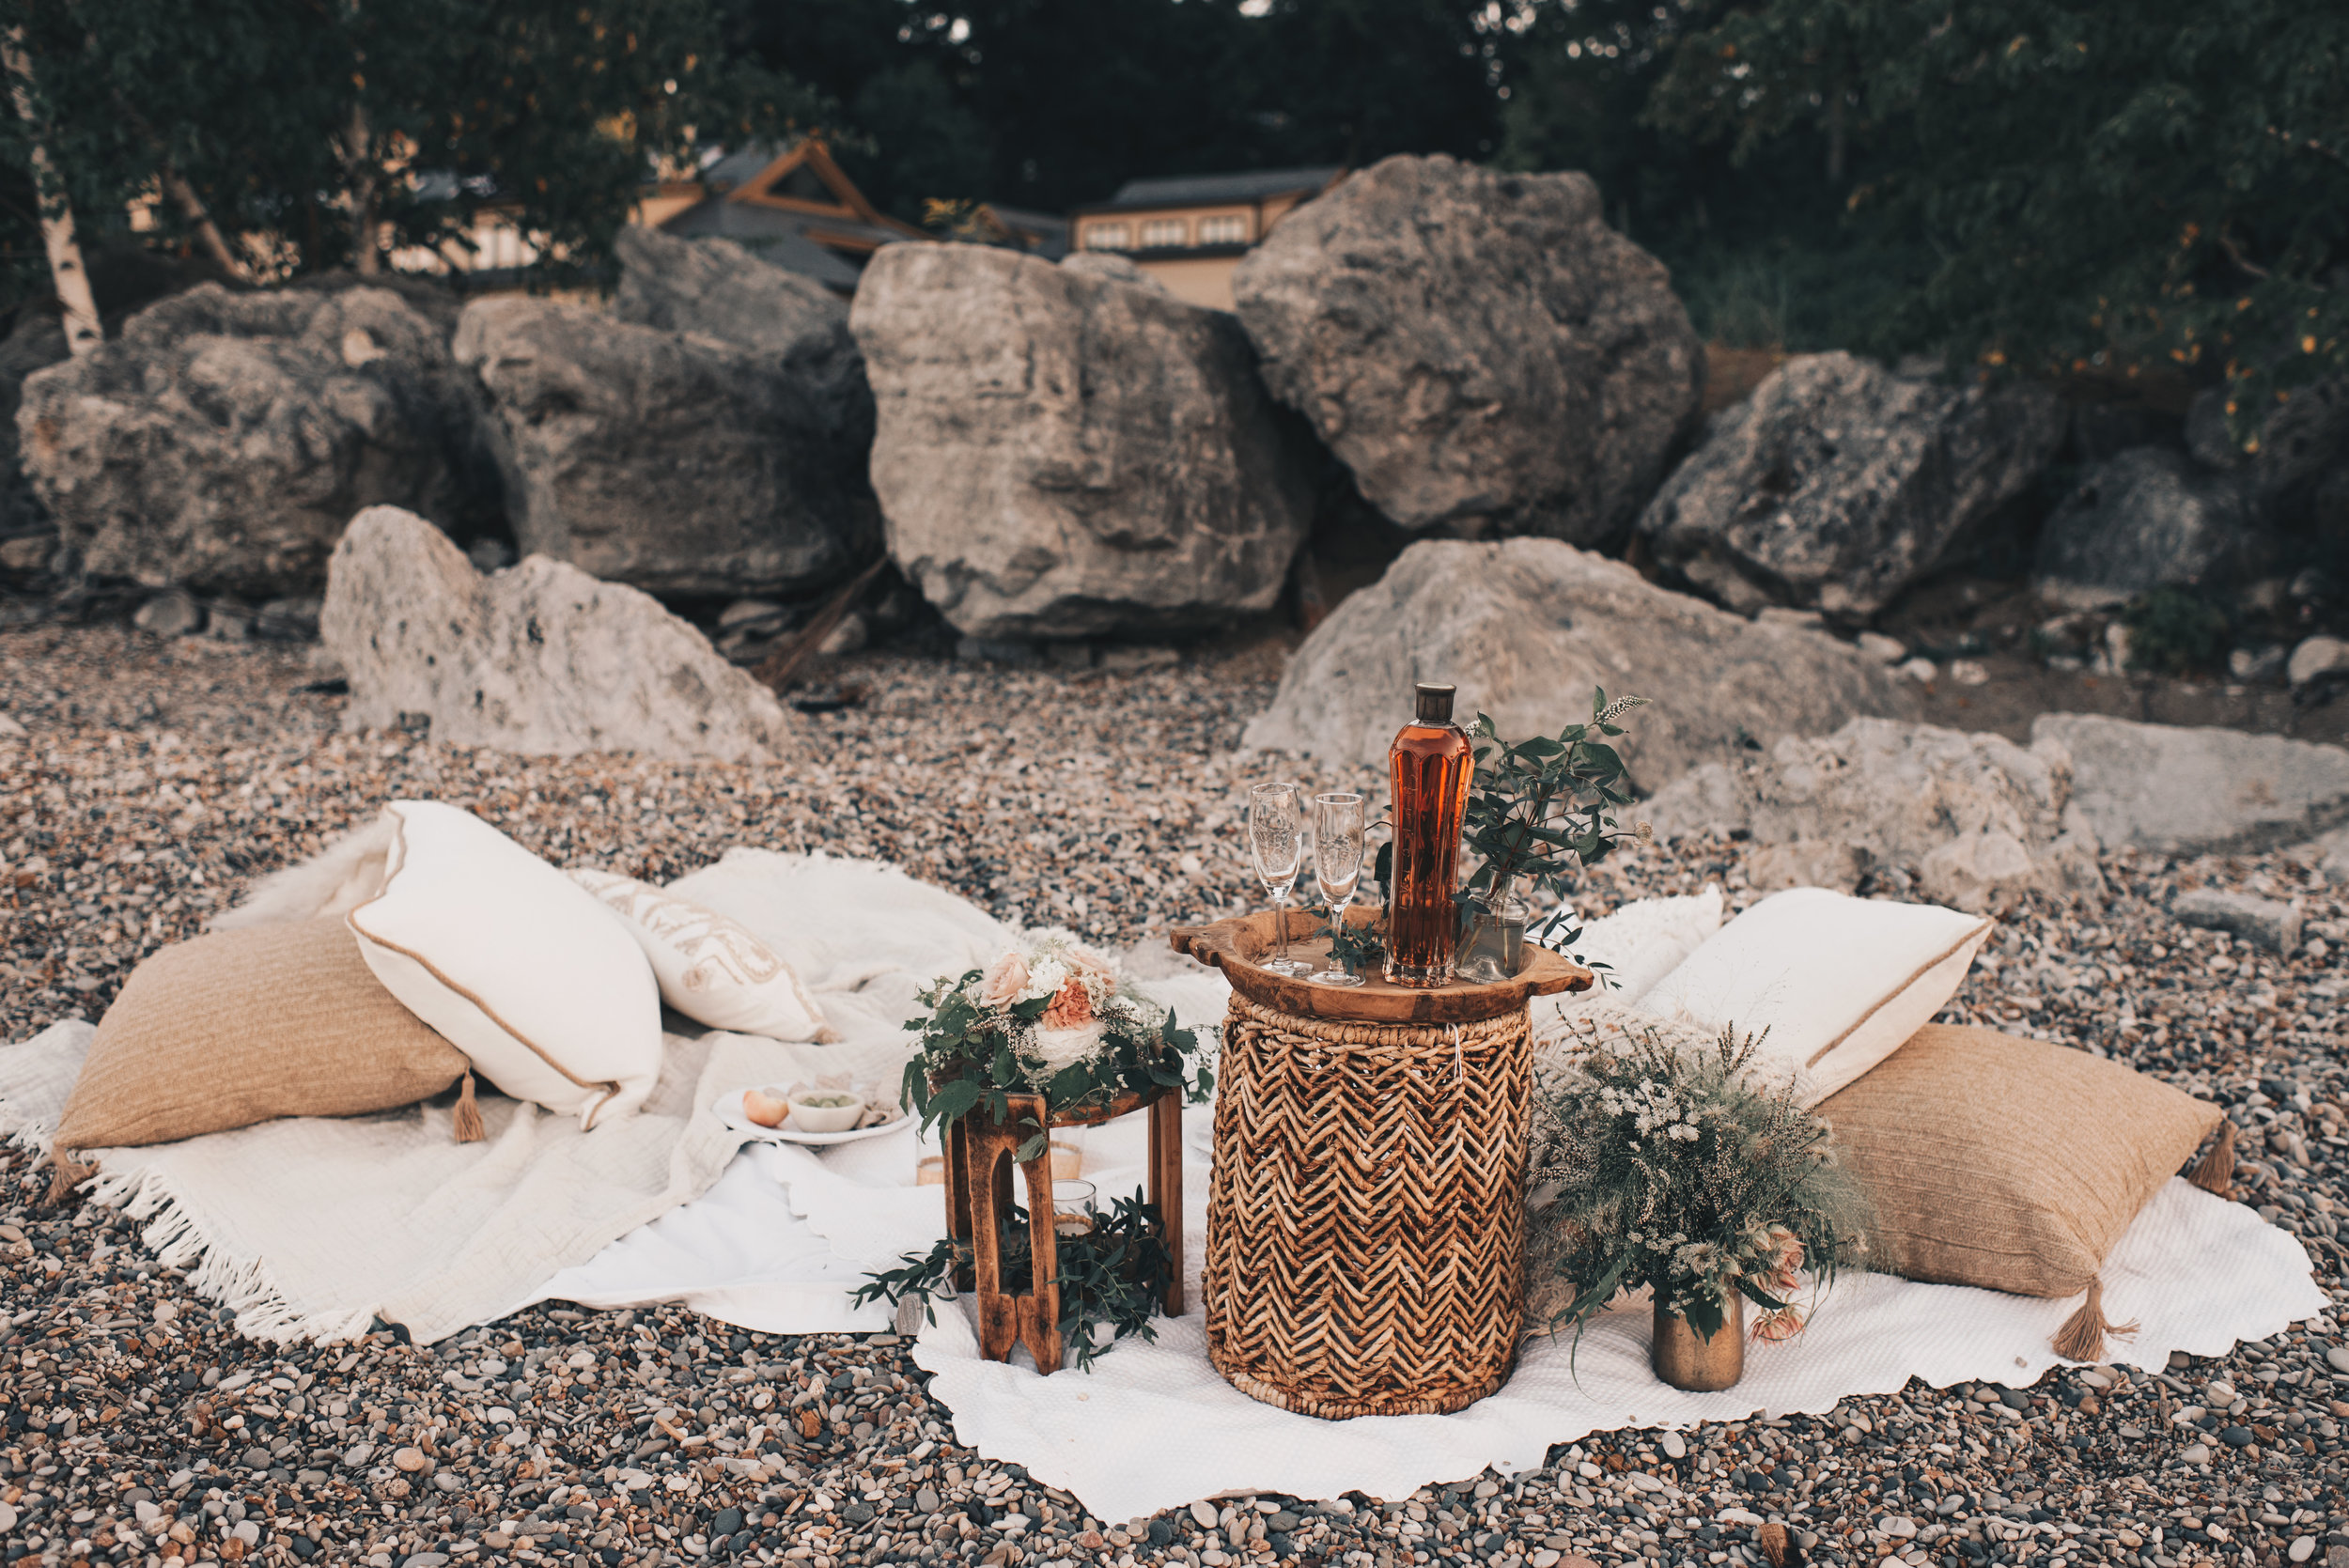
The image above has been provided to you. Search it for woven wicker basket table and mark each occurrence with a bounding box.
[1170,909,1592,1419]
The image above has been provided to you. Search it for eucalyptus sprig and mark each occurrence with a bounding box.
[1461,689,1651,946]
[851,1190,1175,1371]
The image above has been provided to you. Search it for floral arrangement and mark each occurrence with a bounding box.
[1526,1018,1871,1346]
[900,930,1212,1156]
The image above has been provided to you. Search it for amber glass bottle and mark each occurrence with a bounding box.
[1384,682,1474,987]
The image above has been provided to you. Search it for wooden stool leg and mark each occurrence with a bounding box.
[943,1119,976,1293]
[1148,1088,1185,1315]
[1012,1127,1063,1374]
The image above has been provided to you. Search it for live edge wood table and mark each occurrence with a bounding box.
[1170,909,1592,1420]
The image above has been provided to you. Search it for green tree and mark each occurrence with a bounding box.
[1647,0,2349,435]
[0,0,820,305]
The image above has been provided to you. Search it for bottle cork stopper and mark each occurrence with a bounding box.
[1413,682,1456,722]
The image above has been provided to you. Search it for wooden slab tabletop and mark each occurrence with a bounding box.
[1169,908,1593,1026]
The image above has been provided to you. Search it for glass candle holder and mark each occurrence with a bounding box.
[1051,1179,1097,1237]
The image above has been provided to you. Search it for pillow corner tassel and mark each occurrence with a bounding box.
[2188,1119,2235,1200]
[452,1070,486,1144]
[2051,1276,2138,1362]
[43,1149,96,1207]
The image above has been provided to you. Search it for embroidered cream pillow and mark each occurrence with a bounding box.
[569,868,833,1042]
[349,801,662,1129]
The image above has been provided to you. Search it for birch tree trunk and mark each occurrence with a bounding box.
[2,28,101,355]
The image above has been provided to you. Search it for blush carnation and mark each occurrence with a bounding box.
[1041,975,1095,1030]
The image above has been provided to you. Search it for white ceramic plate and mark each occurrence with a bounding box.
[712,1090,911,1147]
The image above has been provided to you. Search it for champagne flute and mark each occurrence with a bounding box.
[1311,791,1367,986]
[1247,782,1311,976]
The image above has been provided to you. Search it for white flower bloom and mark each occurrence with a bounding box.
[1028,1022,1108,1076]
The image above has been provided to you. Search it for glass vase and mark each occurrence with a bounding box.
[1455,893,1529,985]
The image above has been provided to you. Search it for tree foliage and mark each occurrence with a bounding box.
[1648,0,2349,431]
[0,0,819,298]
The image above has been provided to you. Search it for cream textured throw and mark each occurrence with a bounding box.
[0,848,1014,1345]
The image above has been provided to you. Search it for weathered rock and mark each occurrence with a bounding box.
[17,284,490,595]
[132,588,204,638]
[1636,352,2064,617]
[2032,712,2349,854]
[2289,634,2349,691]
[2171,888,2304,954]
[610,226,867,423]
[319,505,796,760]
[1058,253,1167,293]
[1240,538,1909,788]
[455,295,879,598]
[2032,446,2266,610]
[1642,717,2103,913]
[850,241,1315,640]
[1231,154,1702,546]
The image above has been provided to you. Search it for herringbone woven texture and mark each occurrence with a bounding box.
[1204,994,1531,1419]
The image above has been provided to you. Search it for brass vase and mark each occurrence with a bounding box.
[1652,1291,1745,1391]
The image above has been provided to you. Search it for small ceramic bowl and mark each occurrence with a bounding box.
[788,1089,866,1134]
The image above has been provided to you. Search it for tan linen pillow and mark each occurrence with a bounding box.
[1819,1023,2222,1300]
[55,917,470,1152]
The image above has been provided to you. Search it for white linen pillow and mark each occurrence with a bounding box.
[568,868,833,1043]
[348,801,662,1129]
[1638,886,1993,1106]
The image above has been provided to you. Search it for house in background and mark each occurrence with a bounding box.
[1069,167,1346,309]
[645,140,930,294]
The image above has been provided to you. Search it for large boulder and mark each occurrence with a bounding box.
[454,296,879,598]
[1642,718,2104,912]
[2030,712,2349,855]
[1635,352,2065,618]
[320,505,796,760]
[2032,446,2267,610]
[17,284,490,595]
[1240,537,1911,789]
[849,241,1316,640]
[1232,155,1702,546]
[610,226,867,424]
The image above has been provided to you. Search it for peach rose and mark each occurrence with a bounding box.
[977,950,1031,1010]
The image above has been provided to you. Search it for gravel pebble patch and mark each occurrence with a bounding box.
[3,625,2346,1568]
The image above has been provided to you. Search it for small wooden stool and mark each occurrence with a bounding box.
[942,1085,1185,1374]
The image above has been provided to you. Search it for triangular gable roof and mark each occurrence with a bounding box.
[725,141,927,241]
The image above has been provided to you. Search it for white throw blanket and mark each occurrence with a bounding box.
[0,850,1013,1344]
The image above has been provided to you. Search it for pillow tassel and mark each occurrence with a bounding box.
[2188,1119,2236,1199]
[43,1150,95,1207]
[452,1070,486,1143]
[2051,1276,2138,1361]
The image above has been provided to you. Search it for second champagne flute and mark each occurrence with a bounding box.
[1311,791,1366,986]
[1247,781,1311,977]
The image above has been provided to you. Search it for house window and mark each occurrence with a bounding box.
[1198,214,1248,245]
[1140,217,1189,248]
[1084,223,1130,251]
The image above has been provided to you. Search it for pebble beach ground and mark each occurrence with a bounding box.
[1,624,2345,1568]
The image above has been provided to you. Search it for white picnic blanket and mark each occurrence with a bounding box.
[0,850,1013,1345]
[0,850,2326,1522]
